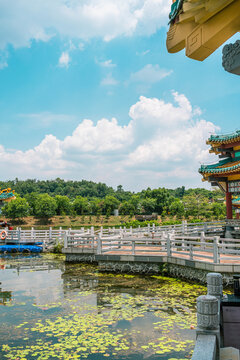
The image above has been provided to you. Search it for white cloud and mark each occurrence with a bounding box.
[63,118,132,153]
[129,64,172,85]
[0,0,171,51]
[58,51,70,68]
[98,59,116,68]
[0,92,219,190]
[0,51,8,70]
[101,73,118,86]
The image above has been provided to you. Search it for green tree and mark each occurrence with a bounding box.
[210,202,225,219]
[35,194,57,219]
[88,198,103,215]
[24,192,39,216]
[2,197,30,220]
[55,195,71,215]
[73,196,90,215]
[119,201,136,216]
[169,199,185,218]
[102,196,120,216]
[183,194,211,219]
[140,198,157,215]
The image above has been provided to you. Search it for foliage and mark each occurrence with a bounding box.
[35,194,57,219]
[0,178,227,220]
[169,199,184,217]
[52,239,63,253]
[2,196,30,220]
[102,195,120,216]
[73,196,90,215]
[119,201,136,216]
[55,195,72,215]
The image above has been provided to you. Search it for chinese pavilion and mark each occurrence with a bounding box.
[0,188,16,213]
[199,130,240,219]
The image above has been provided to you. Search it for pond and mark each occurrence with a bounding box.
[0,254,205,360]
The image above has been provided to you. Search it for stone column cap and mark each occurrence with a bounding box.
[207,272,222,279]
[197,294,218,302]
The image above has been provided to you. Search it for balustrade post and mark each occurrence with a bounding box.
[200,231,205,250]
[132,240,135,255]
[49,227,52,243]
[213,236,219,264]
[204,222,208,233]
[97,235,102,255]
[18,229,21,244]
[189,244,193,260]
[91,226,94,236]
[207,273,222,328]
[196,294,220,358]
[63,232,68,249]
[148,223,150,234]
[167,233,171,257]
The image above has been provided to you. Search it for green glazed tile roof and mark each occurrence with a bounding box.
[208,130,240,144]
[199,157,240,174]
[0,191,15,200]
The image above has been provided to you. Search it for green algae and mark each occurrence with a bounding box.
[0,255,205,359]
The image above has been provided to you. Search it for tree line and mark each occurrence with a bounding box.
[1,178,226,221]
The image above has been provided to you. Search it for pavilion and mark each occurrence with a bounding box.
[199,130,240,219]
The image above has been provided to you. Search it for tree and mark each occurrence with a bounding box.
[169,199,185,218]
[140,198,157,215]
[211,202,225,219]
[143,188,173,214]
[55,195,71,215]
[73,196,90,215]
[119,201,136,216]
[24,192,39,215]
[88,198,103,215]
[35,194,57,219]
[2,197,30,220]
[102,196,120,216]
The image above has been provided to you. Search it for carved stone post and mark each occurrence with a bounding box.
[196,295,220,357]
[207,272,223,347]
[207,273,223,299]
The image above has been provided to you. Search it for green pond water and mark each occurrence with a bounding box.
[0,254,205,360]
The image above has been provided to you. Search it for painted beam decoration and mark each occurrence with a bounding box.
[199,130,240,219]
[0,188,16,202]
[166,0,240,61]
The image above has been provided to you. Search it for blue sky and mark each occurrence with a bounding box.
[0,0,239,191]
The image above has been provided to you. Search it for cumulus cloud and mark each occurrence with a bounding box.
[129,64,172,85]
[0,0,171,51]
[0,92,219,189]
[58,51,70,68]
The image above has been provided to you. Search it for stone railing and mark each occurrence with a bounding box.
[192,273,222,360]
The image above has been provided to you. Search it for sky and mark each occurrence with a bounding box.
[0,0,239,191]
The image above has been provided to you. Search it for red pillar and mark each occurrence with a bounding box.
[226,191,232,219]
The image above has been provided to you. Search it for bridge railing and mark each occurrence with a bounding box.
[94,234,221,262]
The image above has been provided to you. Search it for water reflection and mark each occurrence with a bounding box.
[0,254,201,360]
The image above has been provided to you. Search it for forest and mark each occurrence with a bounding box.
[1,178,225,221]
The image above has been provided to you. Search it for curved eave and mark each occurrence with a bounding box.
[199,163,240,180]
[206,134,240,146]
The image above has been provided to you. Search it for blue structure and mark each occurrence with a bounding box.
[0,244,43,253]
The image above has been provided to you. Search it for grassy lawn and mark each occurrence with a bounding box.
[1,215,137,230]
